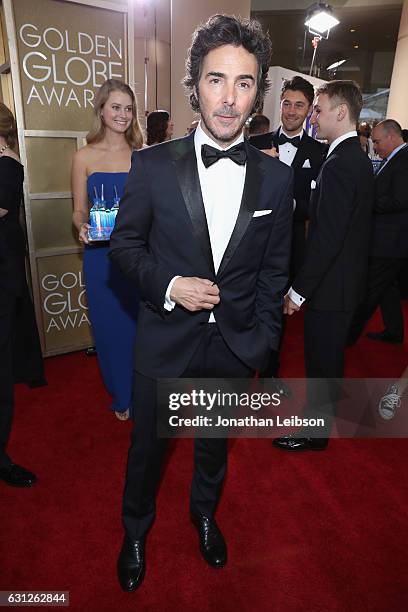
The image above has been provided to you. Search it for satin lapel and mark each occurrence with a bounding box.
[170,134,215,276]
[291,136,309,169]
[217,142,264,278]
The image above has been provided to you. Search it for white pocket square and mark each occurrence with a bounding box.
[302,159,311,168]
[310,180,317,190]
[253,209,272,217]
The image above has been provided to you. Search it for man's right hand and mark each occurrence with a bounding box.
[261,146,279,158]
[170,277,220,312]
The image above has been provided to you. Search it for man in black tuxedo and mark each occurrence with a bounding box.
[250,76,325,281]
[109,15,293,591]
[250,77,325,383]
[273,80,374,452]
[348,119,408,345]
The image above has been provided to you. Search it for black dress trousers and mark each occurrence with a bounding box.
[122,323,254,541]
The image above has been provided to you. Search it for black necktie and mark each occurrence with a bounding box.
[278,133,301,148]
[201,143,247,168]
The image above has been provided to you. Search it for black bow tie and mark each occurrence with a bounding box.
[278,133,301,148]
[201,143,247,168]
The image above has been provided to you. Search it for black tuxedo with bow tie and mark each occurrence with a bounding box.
[250,128,325,279]
[110,132,293,377]
[109,131,293,539]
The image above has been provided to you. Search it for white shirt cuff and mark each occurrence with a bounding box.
[287,287,305,308]
[164,275,181,311]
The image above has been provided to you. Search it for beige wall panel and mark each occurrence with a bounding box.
[25,137,76,193]
[387,0,408,125]
[132,0,171,125]
[170,0,251,137]
[13,0,126,130]
[37,253,92,354]
[31,198,76,250]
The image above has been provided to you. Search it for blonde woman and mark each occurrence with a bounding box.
[72,79,143,420]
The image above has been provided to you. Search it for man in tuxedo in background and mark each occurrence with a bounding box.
[273,80,374,452]
[348,119,408,346]
[250,76,325,281]
[110,14,293,591]
[250,76,325,382]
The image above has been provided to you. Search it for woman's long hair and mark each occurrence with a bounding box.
[86,79,143,150]
[0,102,17,149]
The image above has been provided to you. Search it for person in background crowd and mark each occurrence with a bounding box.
[250,76,325,386]
[348,119,408,346]
[378,364,408,420]
[248,113,270,136]
[146,110,174,145]
[357,121,375,157]
[0,102,45,487]
[72,79,143,420]
[274,80,374,452]
[110,14,292,592]
[402,128,408,143]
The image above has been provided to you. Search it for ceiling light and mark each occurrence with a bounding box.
[305,3,340,38]
[327,59,346,70]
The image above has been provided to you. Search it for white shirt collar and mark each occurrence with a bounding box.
[279,127,304,140]
[194,120,244,152]
[327,130,357,157]
[385,142,408,162]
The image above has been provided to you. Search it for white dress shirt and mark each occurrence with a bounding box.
[376,142,408,174]
[165,121,246,321]
[287,130,357,308]
[278,128,304,167]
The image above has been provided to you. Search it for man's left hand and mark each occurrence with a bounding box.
[284,295,300,315]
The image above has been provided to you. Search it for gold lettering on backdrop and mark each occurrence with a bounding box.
[19,24,124,108]
[41,271,90,334]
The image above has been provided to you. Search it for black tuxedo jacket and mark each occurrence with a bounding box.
[109,133,293,378]
[249,129,325,222]
[292,136,374,311]
[370,144,408,258]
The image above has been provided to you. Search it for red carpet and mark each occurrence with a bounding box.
[1,304,408,611]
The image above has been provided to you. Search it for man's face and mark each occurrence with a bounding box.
[197,44,258,148]
[310,93,339,142]
[372,127,395,159]
[280,90,311,134]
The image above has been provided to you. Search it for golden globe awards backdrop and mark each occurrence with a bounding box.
[3,0,130,355]
[15,0,126,131]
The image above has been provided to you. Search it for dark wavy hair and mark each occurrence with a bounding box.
[183,14,272,114]
[146,110,170,145]
[281,75,315,107]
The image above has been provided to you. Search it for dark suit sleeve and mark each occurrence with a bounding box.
[374,161,408,214]
[109,150,175,312]
[292,159,357,300]
[256,169,293,350]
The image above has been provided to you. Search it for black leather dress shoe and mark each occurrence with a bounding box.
[366,330,403,344]
[0,463,37,487]
[272,436,328,451]
[191,513,227,568]
[117,535,146,592]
